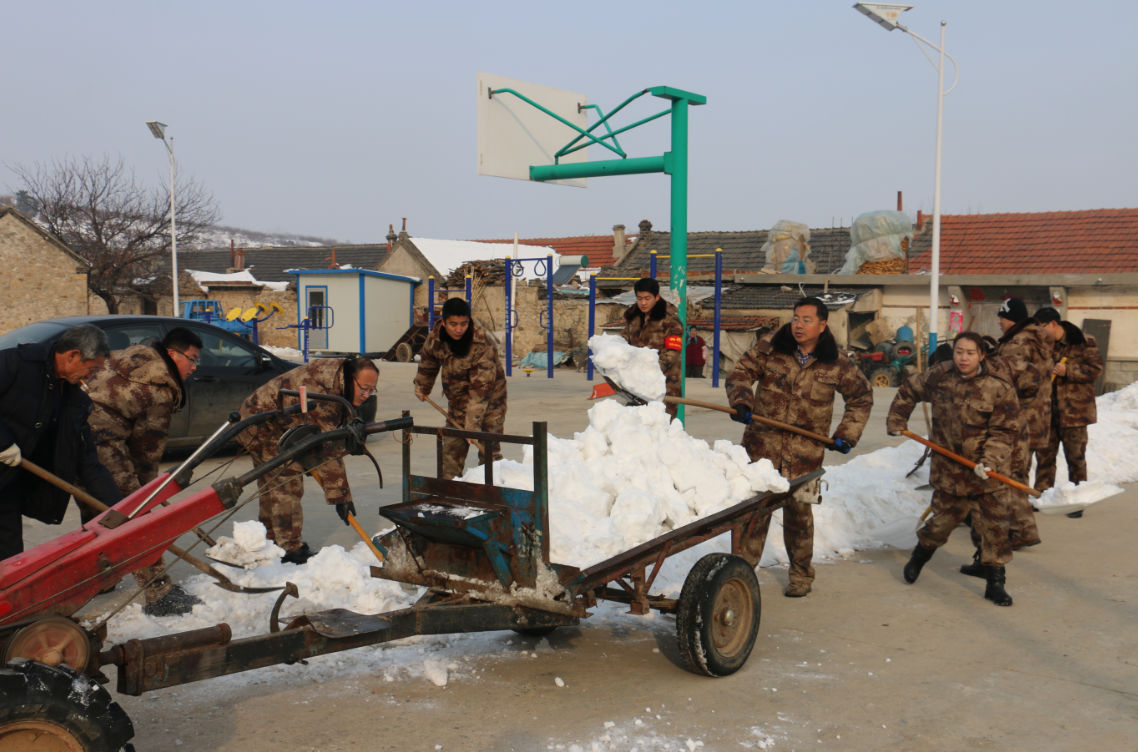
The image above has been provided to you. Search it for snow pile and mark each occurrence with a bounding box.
[103,538,418,647]
[204,521,286,567]
[458,399,788,571]
[588,334,666,402]
[1035,480,1124,516]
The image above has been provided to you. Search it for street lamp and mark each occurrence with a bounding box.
[146,120,180,314]
[853,3,958,353]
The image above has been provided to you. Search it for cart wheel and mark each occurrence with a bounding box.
[395,343,413,362]
[511,627,557,638]
[3,617,91,672]
[869,367,899,388]
[0,659,135,751]
[676,554,761,677]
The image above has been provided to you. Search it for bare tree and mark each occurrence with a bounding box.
[9,155,221,314]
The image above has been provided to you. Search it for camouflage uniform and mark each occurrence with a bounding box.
[88,344,184,604]
[238,359,357,553]
[992,319,1054,545]
[1035,323,1103,491]
[621,298,684,419]
[414,322,507,480]
[725,324,873,588]
[887,360,1020,566]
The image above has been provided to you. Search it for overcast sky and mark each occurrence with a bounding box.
[2,1,1135,245]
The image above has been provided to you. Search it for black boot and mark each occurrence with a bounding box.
[904,544,935,584]
[984,566,1013,606]
[1066,510,1083,519]
[282,542,317,565]
[959,550,985,579]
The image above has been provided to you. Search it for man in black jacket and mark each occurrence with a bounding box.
[0,324,122,560]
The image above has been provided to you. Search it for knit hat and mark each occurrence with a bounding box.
[997,297,1028,324]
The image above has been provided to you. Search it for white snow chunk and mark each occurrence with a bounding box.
[204,521,285,567]
[424,661,448,687]
[588,334,666,401]
[1035,480,1124,516]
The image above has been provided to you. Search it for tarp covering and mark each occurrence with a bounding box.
[838,211,914,275]
[761,220,811,273]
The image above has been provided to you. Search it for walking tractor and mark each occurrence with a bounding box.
[0,398,822,751]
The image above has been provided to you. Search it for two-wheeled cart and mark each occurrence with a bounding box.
[0,412,821,751]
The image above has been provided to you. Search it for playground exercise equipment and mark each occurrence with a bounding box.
[228,301,285,346]
[180,300,252,339]
[278,305,334,363]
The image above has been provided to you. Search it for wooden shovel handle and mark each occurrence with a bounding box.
[900,430,1041,498]
[662,397,835,446]
[421,395,485,453]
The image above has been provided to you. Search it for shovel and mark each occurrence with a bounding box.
[589,375,835,447]
[421,394,485,453]
[900,430,1042,498]
[20,458,282,594]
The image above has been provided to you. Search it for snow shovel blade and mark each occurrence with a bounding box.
[588,382,616,400]
[211,580,285,594]
[868,516,921,549]
[594,375,647,406]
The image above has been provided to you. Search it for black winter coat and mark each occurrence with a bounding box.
[0,342,122,524]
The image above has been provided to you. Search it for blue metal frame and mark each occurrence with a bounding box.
[713,249,723,387]
[428,277,435,331]
[358,274,367,353]
[503,256,557,379]
[587,275,596,381]
[465,276,472,307]
[408,280,414,329]
[504,263,513,376]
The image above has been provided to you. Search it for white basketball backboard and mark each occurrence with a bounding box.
[476,72,589,188]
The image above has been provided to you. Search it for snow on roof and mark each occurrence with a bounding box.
[186,269,290,292]
[412,238,558,280]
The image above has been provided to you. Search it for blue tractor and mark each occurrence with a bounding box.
[178,300,253,340]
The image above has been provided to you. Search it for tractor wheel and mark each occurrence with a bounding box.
[893,340,916,358]
[395,343,413,363]
[3,618,91,673]
[869,367,900,388]
[676,554,761,677]
[0,659,135,752]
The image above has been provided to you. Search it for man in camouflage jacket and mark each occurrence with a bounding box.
[992,298,1054,547]
[725,298,872,597]
[1033,309,1104,509]
[621,278,684,419]
[887,333,1020,606]
[239,357,379,563]
[415,298,507,481]
[88,328,202,614]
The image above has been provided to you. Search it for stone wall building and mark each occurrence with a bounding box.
[0,207,91,335]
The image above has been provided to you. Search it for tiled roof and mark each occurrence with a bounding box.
[598,227,852,282]
[163,245,389,283]
[717,286,869,310]
[469,235,631,269]
[908,209,1138,274]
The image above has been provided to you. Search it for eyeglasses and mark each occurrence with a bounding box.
[171,349,199,366]
[354,379,377,397]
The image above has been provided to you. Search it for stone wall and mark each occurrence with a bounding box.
[0,212,90,335]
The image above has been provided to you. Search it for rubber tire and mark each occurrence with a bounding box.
[395,343,413,363]
[676,554,761,678]
[0,659,135,752]
[510,627,557,638]
[893,340,916,357]
[869,367,900,388]
[874,342,895,359]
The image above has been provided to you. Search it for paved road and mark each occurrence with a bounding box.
[22,364,1138,750]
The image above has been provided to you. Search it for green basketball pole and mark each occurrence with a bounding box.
[505,85,706,424]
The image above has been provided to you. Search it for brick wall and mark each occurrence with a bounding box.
[0,213,90,335]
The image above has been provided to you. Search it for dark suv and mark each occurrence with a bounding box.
[0,315,305,448]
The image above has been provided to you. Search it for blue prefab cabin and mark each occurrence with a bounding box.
[291,269,420,355]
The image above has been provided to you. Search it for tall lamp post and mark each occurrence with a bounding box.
[146,121,179,314]
[853,3,958,353]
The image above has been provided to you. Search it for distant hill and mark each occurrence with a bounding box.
[186,224,344,250]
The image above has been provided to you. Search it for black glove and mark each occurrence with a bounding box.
[730,404,753,424]
[829,437,852,454]
[335,501,357,526]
